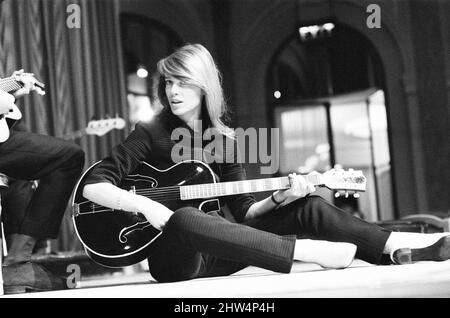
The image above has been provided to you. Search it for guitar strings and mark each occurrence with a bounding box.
[78,177,301,211]
[77,173,362,214]
[81,179,360,212]
[81,181,280,211]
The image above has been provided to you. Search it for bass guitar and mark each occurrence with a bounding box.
[62,117,126,140]
[72,160,367,267]
[0,72,45,142]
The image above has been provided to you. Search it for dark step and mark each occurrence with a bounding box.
[31,251,124,278]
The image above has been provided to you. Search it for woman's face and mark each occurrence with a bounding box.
[165,75,203,121]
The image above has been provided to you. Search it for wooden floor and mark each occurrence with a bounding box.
[2,259,450,298]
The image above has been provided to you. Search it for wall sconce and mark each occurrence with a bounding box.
[299,22,335,41]
[136,65,148,78]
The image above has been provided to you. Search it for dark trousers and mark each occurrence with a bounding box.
[147,195,392,283]
[1,179,34,235]
[0,130,85,239]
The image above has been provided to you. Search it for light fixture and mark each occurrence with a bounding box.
[274,91,281,99]
[136,65,148,78]
[323,23,335,32]
[299,22,335,41]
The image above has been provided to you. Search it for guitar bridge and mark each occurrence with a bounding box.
[72,203,80,217]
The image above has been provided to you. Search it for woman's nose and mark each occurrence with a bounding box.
[169,83,180,95]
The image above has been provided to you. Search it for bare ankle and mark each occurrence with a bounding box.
[294,239,357,269]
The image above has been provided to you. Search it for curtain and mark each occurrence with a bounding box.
[0,0,129,251]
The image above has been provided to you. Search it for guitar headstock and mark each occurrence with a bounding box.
[321,168,366,196]
[13,70,46,96]
[85,117,126,136]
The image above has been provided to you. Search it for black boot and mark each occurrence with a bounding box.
[2,261,66,294]
[2,233,66,294]
[4,233,37,265]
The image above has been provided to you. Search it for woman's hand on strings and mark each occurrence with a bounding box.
[276,172,317,205]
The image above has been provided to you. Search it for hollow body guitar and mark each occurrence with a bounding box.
[72,160,366,267]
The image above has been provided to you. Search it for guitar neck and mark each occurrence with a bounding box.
[179,174,322,200]
[0,77,23,93]
[63,128,86,140]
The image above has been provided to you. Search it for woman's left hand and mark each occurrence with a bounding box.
[274,172,317,205]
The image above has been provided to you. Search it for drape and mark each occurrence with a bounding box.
[0,0,129,251]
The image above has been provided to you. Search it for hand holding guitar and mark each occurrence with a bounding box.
[0,71,46,142]
[273,172,318,206]
[11,69,46,98]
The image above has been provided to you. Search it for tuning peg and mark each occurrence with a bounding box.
[344,191,349,198]
[353,192,360,199]
[334,192,341,198]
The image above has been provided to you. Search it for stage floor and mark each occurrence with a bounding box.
[2,259,450,298]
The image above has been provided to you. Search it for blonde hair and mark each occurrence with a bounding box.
[156,43,233,137]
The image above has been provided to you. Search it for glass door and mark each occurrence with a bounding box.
[274,89,394,221]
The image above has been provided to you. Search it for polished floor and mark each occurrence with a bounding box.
[2,258,450,298]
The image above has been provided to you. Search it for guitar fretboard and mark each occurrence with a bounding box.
[179,174,322,200]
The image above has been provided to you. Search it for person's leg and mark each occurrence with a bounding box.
[289,196,450,264]
[149,194,381,282]
[292,239,356,268]
[0,131,84,265]
[1,179,34,236]
[249,195,450,265]
[147,208,296,282]
[0,179,49,256]
[245,195,391,265]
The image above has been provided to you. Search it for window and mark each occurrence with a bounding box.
[274,89,393,222]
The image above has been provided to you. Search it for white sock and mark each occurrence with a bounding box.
[293,239,357,269]
[383,232,450,256]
